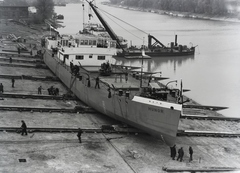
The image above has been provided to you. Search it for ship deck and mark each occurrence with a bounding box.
[83,66,143,90]
[0,20,240,173]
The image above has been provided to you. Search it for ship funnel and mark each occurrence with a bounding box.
[175,35,178,46]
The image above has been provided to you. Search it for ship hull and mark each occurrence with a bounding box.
[44,50,181,146]
[117,49,195,58]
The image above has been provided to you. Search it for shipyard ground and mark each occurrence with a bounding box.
[1,19,240,173]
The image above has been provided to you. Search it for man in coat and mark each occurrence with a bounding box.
[189,146,193,162]
[21,120,27,136]
[77,128,83,143]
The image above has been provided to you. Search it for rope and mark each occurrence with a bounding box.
[97,7,148,40]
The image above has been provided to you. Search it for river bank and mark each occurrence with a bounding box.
[103,2,240,23]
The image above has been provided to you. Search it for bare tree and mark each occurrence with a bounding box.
[34,0,54,22]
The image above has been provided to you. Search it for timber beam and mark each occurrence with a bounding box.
[0,62,47,69]
[0,74,60,81]
[177,130,240,138]
[162,166,239,172]
[0,92,77,100]
[0,105,96,113]
[181,114,240,122]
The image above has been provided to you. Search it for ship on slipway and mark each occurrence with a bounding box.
[42,1,186,146]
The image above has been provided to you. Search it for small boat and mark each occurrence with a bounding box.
[42,2,187,146]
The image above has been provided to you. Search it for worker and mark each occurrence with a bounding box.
[54,88,59,95]
[17,47,20,55]
[38,86,43,94]
[11,78,15,88]
[9,57,12,63]
[189,146,193,162]
[170,144,177,160]
[21,120,28,136]
[177,147,184,162]
[108,87,111,98]
[77,128,83,143]
[70,60,73,73]
[0,83,4,93]
[47,86,54,95]
[125,73,128,83]
[95,76,100,89]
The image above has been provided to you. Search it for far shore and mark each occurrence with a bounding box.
[103,2,240,23]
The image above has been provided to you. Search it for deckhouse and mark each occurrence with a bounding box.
[45,33,117,67]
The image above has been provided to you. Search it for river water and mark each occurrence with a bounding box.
[55,2,240,117]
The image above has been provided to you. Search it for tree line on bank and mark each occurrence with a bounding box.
[110,0,240,16]
[1,0,54,23]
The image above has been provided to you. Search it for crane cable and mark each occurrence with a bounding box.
[97,7,148,41]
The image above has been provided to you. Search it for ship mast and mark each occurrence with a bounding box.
[82,4,85,30]
[86,0,124,52]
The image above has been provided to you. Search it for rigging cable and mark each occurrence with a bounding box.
[97,7,147,41]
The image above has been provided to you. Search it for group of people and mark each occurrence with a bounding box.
[0,79,15,93]
[70,61,80,76]
[47,86,59,95]
[100,61,111,75]
[170,145,193,162]
[38,86,59,95]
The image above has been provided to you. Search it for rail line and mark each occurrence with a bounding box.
[177,130,240,138]
[0,52,35,58]
[1,126,239,138]
[0,62,47,69]
[0,126,142,134]
[183,104,228,111]
[0,57,43,64]
[0,105,95,113]
[0,74,60,81]
[181,114,240,122]
[0,92,77,100]
[162,166,239,172]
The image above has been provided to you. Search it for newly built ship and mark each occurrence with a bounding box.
[42,1,185,146]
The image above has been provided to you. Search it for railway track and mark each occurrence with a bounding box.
[0,62,47,69]
[181,114,240,122]
[0,92,77,100]
[0,74,60,81]
[0,125,142,134]
[0,105,95,113]
[177,130,240,138]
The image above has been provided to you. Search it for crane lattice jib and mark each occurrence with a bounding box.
[148,35,166,49]
[87,1,124,51]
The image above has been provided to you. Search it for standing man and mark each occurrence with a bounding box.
[125,73,128,83]
[170,145,177,160]
[177,147,184,162]
[9,57,12,63]
[0,83,3,93]
[95,76,100,89]
[77,128,83,143]
[70,60,73,73]
[21,120,27,136]
[11,78,15,88]
[38,86,43,94]
[17,47,21,55]
[189,146,193,162]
